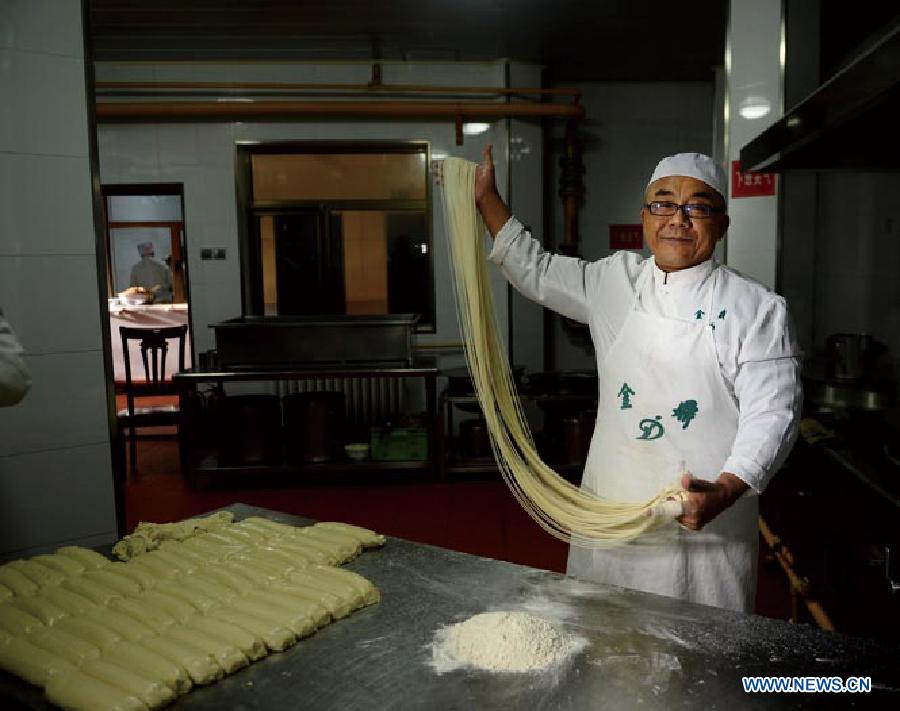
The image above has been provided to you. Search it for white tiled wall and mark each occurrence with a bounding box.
[549,81,715,371]
[0,0,117,556]
[95,60,513,366]
[813,172,900,367]
[725,0,783,289]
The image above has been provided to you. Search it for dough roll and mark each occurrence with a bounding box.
[309,565,380,605]
[285,533,349,564]
[0,636,75,688]
[265,537,331,565]
[104,641,192,696]
[193,565,254,595]
[55,617,122,651]
[0,565,40,596]
[228,596,316,638]
[299,528,361,559]
[271,581,351,619]
[125,555,178,580]
[206,608,296,652]
[286,570,362,609]
[56,546,111,570]
[158,540,207,565]
[45,668,148,711]
[9,559,66,587]
[84,569,143,597]
[153,580,218,614]
[186,615,267,661]
[141,635,223,685]
[314,521,386,548]
[0,601,44,635]
[40,586,97,617]
[61,577,122,606]
[29,627,101,666]
[163,626,248,675]
[109,597,176,633]
[84,607,154,642]
[248,589,331,628]
[31,554,85,577]
[137,590,198,624]
[144,549,196,575]
[81,659,175,710]
[177,573,236,605]
[11,595,68,626]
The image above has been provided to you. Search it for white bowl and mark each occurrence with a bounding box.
[344,443,369,461]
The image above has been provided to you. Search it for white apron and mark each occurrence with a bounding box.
[566,261,758,612]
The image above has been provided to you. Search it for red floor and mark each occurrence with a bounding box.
[124,435,792,620]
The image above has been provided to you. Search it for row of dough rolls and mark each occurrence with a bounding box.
[0,517,384,710]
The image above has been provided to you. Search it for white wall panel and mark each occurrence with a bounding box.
[0,49,88,157]
[0,255,104,354]
[0,443,117,557]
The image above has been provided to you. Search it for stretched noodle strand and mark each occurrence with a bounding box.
[441,157,685,547]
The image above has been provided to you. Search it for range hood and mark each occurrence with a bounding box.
[740,19,900,171]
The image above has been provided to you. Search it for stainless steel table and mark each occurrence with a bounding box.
[3,503,898,710]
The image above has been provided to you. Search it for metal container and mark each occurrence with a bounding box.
[213,314,419,367]
[826,333,885,382]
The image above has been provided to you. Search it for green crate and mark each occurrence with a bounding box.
[369,427,428,461]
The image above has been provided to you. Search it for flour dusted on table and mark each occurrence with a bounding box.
[431,611,585,673]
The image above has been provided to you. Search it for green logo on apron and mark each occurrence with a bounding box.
[695,309,705,320]
[672,399,699,429]
[618,382,636,409]
[637,416,664,440]
[718,309,727,319]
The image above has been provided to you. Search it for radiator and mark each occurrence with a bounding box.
[276,377,404,429]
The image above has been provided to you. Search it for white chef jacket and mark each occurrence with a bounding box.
[488,216,802,494]
[130,258,174,303]
[0,309,31,407]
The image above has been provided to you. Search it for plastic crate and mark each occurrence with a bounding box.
[369,427,428,461]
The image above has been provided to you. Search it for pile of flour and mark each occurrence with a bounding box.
[431,611,584,673]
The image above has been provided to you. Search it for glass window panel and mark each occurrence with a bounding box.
[109,227,173,297]
[252,152,427,202]
[107,195,182,222]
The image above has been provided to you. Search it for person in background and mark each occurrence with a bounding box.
[129,242,173,303]
[0,309,31,406]
[472,146,802,613]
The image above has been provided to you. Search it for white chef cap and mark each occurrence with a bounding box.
[647,152,727,202]
[137,242,154,256]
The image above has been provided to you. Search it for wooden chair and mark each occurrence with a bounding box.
[118,325,188,476]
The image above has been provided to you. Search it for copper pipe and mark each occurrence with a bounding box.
[759,516,836,632]
[96,100,584,122]
[95,81,582,101]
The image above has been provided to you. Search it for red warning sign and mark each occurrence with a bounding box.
[609,224,643,250]
[731,160,777,198]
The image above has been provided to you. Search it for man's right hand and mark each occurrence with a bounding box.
[473,144,512,238]
[474,144,498,205]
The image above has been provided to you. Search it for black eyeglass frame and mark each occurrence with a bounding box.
[643,201,726,219]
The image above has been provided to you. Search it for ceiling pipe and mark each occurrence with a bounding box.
[94,81,582,101]
[95,99,584,122]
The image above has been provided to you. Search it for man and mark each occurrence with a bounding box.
[130,242,173,303]
[0,309,31,406]
[474,146,801,612]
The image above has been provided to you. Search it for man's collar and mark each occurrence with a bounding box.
[650,257,715,288]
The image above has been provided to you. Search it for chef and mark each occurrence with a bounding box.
[474,147,801,612]
[0,308,31,407]
[130,242,173,303]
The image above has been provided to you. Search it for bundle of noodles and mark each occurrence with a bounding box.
[440,157,685,547]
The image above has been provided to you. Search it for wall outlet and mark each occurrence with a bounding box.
[213,248,227,260]
[200,248,213,260]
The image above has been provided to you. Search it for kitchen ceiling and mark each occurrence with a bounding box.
[87,0,728,82]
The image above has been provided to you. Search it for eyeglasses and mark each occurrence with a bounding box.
[643,201,725,219]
